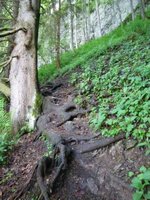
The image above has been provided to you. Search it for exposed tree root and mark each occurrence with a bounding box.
[36,130,125,200]
[34,96,126,200]
[80,134,125,153]
[36,131,72,200]
[40,82,63,96]
[57,107,90,127]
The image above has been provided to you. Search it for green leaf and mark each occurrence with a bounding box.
[133,191,143,200]
[143,169,150,180]
[139,166,147,173]
[144,191,150,199]
[131,177,143,189]
[128,171,134,177]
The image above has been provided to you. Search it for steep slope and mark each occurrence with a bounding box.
[39,9,150,144]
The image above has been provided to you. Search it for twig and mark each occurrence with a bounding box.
[0,27,27,38]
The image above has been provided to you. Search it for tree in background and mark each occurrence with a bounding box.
[129,0,135,20]
[52,0,61,68]
[68,0,74,50]
[95,0,102,36]
[138,0,145,18]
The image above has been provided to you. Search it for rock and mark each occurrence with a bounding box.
[125,139,137,150]
[63,121,76,132]
[87,178,99,195]
[109,141,124,160]
[38,0,139,65]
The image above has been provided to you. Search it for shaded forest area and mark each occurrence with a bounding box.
[0,0,150,200]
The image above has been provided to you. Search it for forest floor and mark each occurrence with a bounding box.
[0,74,149,200]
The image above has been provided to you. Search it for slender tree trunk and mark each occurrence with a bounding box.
[129,0,135,20]
[68,0,74,50]
[95,0,102,37]
[55,0,61,68]
[82,0,86,43]
[74,3,78,48]
[52,0,61,68]
[138,0,145,18]
[87,0,91,39]
[9,0,41,133]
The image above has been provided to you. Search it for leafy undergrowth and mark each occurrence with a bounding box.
[71,34,150,142]
[0,97,14,165]
[129,166,150,200]
[39,11,150,142]
[38,10,150,84]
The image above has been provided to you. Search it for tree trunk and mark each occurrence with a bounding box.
[74,3,78,49]
[138,0,145,19]
[9,0,41,133]
[95,0,102,37]
[87,0,91,39]
[82,0,86,43]
[129,0,135,20]
[116,0,122,23]
[68,0,74,50]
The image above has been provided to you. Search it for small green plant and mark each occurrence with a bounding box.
[129,166,150,200]
[71,33,150,141]
[40,133,53,156]
[0,171,13,185]
[138,136,150,156]
[0,96,15,165]
[19,123,33,136]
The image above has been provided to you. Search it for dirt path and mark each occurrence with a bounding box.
[0,75,149,200]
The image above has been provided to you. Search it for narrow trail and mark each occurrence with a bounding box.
[0,75,149,200]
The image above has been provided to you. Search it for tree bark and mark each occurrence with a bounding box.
[116,0,122,23]
[129,0,135,20]
[9,0,41,133]
[68,0,74,50]
[82,0,86,43]
[95,0,102,37]
[138,0,145,19]
[74,2,78,49]
[87,0,91,39]
[52,0,61,68]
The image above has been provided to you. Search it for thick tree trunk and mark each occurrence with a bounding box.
[9,0,41,133]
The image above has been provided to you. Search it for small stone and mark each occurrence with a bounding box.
[126,140,137,150]
[87,178,99,195]
[63,121,76,132]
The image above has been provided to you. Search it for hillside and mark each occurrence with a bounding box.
[39,9,150,143]
[0,3,150,200]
